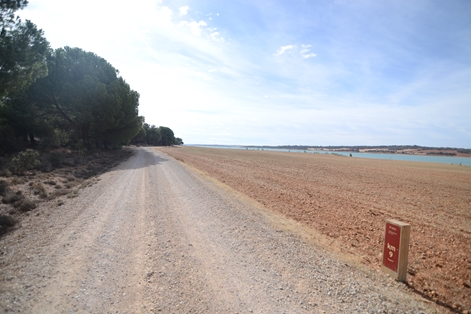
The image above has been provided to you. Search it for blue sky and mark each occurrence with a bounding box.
[20,0,471,147]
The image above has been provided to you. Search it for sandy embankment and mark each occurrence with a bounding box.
[159,146,471,313]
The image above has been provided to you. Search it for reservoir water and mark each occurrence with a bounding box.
[192,145,471,166]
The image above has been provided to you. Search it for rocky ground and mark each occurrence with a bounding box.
[159,146,471,313]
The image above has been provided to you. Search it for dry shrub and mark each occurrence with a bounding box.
[16,198,37,212]
[0,214,16,227]
[65,181,77,189]
[0,169,11,177]
[2,191,23,205]
[0,214,17,234]
[53,189,70,197]
[67,190,79,198]
[11,177,27,185]
[2,190,35,212]
[0,180,9,196]
[31,183,48,199]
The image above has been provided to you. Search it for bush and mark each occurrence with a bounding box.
[31,182,47,199]
[67,190,79,198]
[16,198,37,212]
[0,214,17,227]
[53,189,69,197]
[49,153,63,168]
[11,149,41,174]
[0,180,9,196]
[2,191,23,204]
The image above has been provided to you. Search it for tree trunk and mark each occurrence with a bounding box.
[29,133,35,147]
[81,125,90,148]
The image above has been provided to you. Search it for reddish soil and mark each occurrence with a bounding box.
[159,146,471,313]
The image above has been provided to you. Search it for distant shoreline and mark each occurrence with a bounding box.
[189,144,471,158]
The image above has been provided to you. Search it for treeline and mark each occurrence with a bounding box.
[131,124,183,146]
[0,1,181,155]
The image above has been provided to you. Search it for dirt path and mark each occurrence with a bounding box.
[0,148,442,313]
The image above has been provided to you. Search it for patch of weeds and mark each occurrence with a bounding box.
[0,214,17,227]
[56,199,64,206]
[0,180,9,196]
[87,162,100,171]
[2,191,23,205]
[44,180,57,186]
[65,181,77,189]
[54,184,63,189]
[53,189,70,197]
[0,169,11,177]
[0,214,17,234]
[11,177,27,185]
[16,198,37,212]
[80,178,98,189]
[67,190,79,198]
[31,183,48,199]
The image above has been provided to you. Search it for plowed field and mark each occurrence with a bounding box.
[159,146,471,313]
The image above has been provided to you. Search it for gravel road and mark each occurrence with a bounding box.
[0,148,442,313]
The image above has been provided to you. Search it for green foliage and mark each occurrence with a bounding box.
[0,113,17,153]
[1,88,57,150]
[144,123,161,146]
[1,1,50,100]
[0,0,28,25]
[31,47,142,148]
[159,126,175,146]
[131,123,182,147]
[132,124,146,144]
[11,148,40,173]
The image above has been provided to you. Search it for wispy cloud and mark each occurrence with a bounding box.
[276,44,316,59]
[210,31,224,42]
[300,44,316,58]
[276,45,295,56]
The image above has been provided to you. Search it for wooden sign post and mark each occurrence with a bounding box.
[381,219,411,282]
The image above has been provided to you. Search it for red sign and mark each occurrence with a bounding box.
[383,222,400,272]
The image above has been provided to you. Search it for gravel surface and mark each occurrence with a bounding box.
[0,148,443,313]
